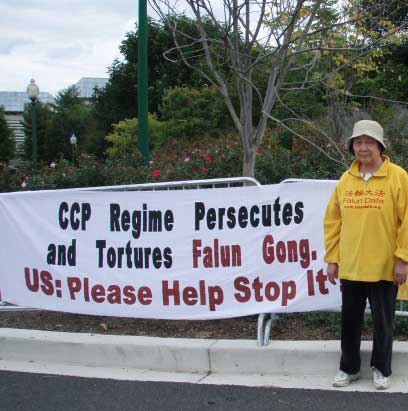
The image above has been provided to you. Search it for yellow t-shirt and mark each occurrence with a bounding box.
[324,156,408,292]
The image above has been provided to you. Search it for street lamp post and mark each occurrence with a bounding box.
[70,132,77,165]
[26,79,40,167]
[138,0,150,164]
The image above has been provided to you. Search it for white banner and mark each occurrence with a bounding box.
[0,180,340,319]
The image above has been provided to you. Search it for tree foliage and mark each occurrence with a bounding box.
[360,0,408,31]
[46,86,94,161]
[150,0,408,176]
[105,85,233,159]
[23,86,95,163]
[0,107,15,162]
[159,86,230,139]
[18,3,408,177]
[92,17,210,136]
[22,101,53,162]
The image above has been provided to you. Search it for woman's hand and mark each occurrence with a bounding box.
[394,259,408,286]
[327,263,339,283]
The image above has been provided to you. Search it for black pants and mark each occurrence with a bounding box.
[340,280,398,377]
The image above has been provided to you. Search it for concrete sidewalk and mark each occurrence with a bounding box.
[0,328,408,392]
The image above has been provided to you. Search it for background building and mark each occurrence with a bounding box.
[73,77,108,99]
[0,91,54,152]
[0,77,107,153]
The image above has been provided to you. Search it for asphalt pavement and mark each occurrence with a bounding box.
[1,370,408,411]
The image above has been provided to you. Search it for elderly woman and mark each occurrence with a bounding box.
[324,120,408,390]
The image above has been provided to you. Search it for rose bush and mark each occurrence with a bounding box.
[1,128,360,193]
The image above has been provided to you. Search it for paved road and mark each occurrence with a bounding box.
[1,370,408,411]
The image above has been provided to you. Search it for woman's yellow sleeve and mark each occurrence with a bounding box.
[396,171,408,300]
[324,185,342,263]
[394,171,408,262]
[397,284,408,300]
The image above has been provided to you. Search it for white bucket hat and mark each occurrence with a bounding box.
[347,120,386,149]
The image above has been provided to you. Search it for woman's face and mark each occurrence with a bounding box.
[352,135,382,167]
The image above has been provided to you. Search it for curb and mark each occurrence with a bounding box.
[1,328,408,391]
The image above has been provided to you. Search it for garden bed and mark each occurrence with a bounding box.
[1,310,408,341]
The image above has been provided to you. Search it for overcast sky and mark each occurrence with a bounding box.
[0,1,253,96]
[0,0,141,95]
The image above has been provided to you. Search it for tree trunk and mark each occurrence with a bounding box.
[242,147,256,178]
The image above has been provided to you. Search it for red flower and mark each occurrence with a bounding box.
[227,172,233,177]
[202,167,209,173]
[299,149,305,157]
[204,155,212,163]
[153,169,161,177]
[341,143,347,149]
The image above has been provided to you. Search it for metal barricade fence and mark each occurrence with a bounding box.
[256,179,408,347]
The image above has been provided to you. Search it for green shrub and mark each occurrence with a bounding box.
[159,86,229,140]
[395,317,408,336]
[255,128,350,184]
[13,133,243,192]
[0,163,24,192]
[144,135,242,182]
[105,115,167,159]
[302,311,342,336]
